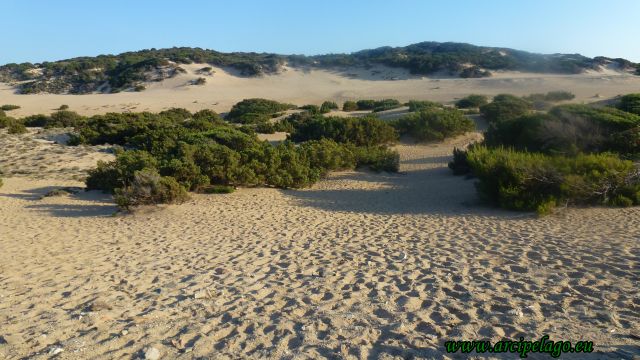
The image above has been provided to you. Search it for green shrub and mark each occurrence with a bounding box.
[320,101,338,114]
[480,94,532,123]
[455,95,488,109]
[342,101,358,112]
[23,111,86,128]
[524,91,575,103]
[58,104,69,110]
[549,104,640,131]
[465,146,640,213]
[114,168,189,210]
[7,121,27,134]
[193,77,206,85]
[350,145,400,172]
[372,99,402,112]
[448,147,473,175]
[254,121,276,134]
[407,100,443,112]
[133,84,146,92]
[618,93,640,115]
[393,108,475,141]
[86,150,159,193]
[356,100,376,110]
[289,115,398,146]
[226,98,296,124]
[300,104,320,114]
[0,104,20,111]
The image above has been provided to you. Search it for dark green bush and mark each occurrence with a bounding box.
[465,146,640,214]
[289,115,398,146]
[58,104,69,110]
[114,168,189,210]
[1,104,20,111]
[23,111,86,128]
[618,93,640,115]
[7,121,27,134]
[320,101,338,114]
[342,101,358,112]
[193,77,206,85]
[226,98,296,124]
[372,99,402,112]
[300,104,320,114]
[480,94,532,123]
[356,100,376,110]
[350,145,400,172]
[407,100,443,112]
[393,108,475,141]
[524,91,575,103]
[455,95,488,109]
[86,150,159,193]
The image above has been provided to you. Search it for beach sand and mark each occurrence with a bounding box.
[2,64,640,117]
[0,125,638,358]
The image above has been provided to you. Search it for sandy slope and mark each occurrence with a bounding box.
[0,128,638,359]
[2,64,640,117]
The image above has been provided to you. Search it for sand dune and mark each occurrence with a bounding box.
[2,64,640,117]
[0,127,638,359]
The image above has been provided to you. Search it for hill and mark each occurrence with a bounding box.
[0,42,638,94]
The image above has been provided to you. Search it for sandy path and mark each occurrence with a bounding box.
[0,128,638,359]
[2,64,640,117]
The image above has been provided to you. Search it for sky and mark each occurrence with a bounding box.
[2,0,639,64]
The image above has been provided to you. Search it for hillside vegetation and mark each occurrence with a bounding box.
[1,42,637,94]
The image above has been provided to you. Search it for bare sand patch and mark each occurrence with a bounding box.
[0,127,638,358]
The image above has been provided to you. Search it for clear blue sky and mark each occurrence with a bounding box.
[2,0,639,64]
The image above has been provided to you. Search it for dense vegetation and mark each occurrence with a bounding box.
[451,94,640,214]
[618,93,640,115]
[1,104,20,111]
[0,105,398,209]
[288,114,398,146]
[393,108,475,141]
[4,42,633,94]
[463,146,640,214]
[225,98,295,124]
[479,94,533,123]
[455,95,488,109]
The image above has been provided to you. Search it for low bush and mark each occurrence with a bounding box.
[372,99,402,112]
[320,101,338,114]
[289,115,398,146]
[342,101,358,112]
[114,168,190,211]
[524,91,575,102]
[455,95,488,109]
[226,98,296,124]
[133,84,146,92]
[300,104,320,114]
[407,100,442,112]
[618,93,640,115]
[480,94,532,123]
[1,104,20,111]
[7,121,27,134]
[23,111,86,128]
[193,77,206,85]
[464,146,640,214]
[58,104,69,110]
[393,108,475,141]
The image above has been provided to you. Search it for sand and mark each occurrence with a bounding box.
[1,125,638,359]
[2,64,640,117]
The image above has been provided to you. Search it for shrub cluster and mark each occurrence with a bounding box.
[289,114,398,146]
[617,93,640,115]
[523,91,575,103]
[342,101,358,112]
[407,100,443,112]
[75,107,399,208]
[320,101,338,114]
[480,94,532,123]
[1,104,20,111]
[463,146,640,214]
[226,98,296,124]
[22,110,86,128]
[114,168,190,211]
[352,99,402,112]
[455,95,488,109]
[484,106,640,157]
[393,108,475,141]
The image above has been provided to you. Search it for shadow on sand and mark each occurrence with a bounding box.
[1,185,117,217]
[284,167,527,218]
